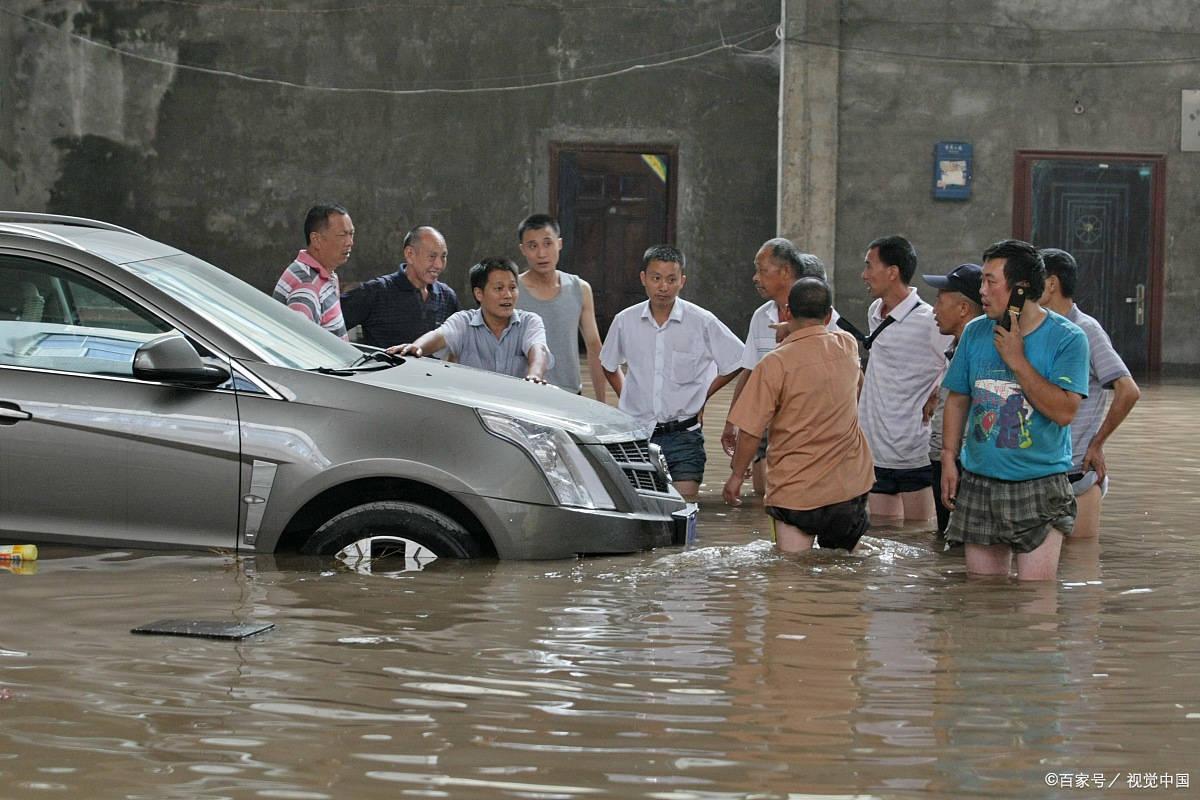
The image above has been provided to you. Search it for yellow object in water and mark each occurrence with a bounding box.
[0,544,37,560]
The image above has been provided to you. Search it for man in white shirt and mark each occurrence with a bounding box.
[720,238,839,496]
[600,245,745,499]
[858,235,953,523]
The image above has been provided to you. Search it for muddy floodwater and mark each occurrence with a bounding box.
[2,380,1198,799]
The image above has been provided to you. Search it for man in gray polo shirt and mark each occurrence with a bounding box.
[858,235,953,523]
[1038,248,1141,539]
[392,257,552,382]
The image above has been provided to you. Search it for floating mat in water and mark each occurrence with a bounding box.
[131,619,274,640]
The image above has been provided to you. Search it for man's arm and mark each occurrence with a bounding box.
[721,371,753,456]
[706,368,743,402]
[939,391,970,509]
[521,314,553,383]
[577,281,608,402]
[388,328,446,358]
[524,343,551,382]
[923,322,951,422]
[993,313,1082,425]
[1083,375,1140,480]
[922,387,940,423]
[722,428,763,506]
[602,367,624,397]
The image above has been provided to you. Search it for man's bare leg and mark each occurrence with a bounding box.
[869,492,904,523]
[1069,486,1102,539]
[965,543,1012,576]
[773,518,816,553]
[899,486,935,522]
[673,480,700,501]
[1015,528,1066,582]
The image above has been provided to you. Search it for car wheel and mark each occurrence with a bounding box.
[300,501,484,572]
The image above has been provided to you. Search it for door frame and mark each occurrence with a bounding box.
[1012,149,1166,375]
[548,141,679,244]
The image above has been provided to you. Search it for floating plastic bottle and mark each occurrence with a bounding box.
[0,545,38,560]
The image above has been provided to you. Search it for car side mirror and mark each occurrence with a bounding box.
[133,332,231,388]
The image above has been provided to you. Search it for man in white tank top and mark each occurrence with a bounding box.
[515,214,607,401]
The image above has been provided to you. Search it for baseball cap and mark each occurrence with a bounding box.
[921,263,982,306]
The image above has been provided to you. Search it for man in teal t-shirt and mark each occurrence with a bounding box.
[940,239,1089,581]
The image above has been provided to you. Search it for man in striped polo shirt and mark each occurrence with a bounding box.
[273,204,354,339]
[858,235,953,523]
[1038,247,1141,539]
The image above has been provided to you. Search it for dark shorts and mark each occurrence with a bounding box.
[766,493,870,551]
[871,464,934,495]
[944,470,1076,553]
[651,428,706,483]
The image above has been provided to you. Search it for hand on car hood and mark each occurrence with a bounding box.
[348,359,646,442]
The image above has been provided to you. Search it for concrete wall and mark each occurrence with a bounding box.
[8,1,1199,371]
[830,0,1200,371]
[1,0,781,336]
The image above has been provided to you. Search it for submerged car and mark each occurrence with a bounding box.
[0,212,694,565]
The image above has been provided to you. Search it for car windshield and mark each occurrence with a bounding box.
[121,253,361,370]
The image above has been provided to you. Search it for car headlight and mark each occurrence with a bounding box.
[478,411,616,510]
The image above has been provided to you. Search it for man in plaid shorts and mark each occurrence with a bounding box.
[939,240,1090,581]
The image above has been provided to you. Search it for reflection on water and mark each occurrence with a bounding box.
[1,382,1198,798]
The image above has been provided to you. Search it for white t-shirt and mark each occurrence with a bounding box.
[741,299,842,370]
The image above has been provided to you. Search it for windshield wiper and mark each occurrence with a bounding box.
[350,350,404,368]
[309,352,405,375]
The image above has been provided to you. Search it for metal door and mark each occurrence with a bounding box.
[1014,151,1165,374]
[551,144,677,336]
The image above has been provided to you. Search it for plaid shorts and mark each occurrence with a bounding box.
[944,470,1076,553]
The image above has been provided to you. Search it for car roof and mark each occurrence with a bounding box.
[0,213,181,265]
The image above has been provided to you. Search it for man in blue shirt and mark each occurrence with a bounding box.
[940,240,1090,581]
[340,226,459,349]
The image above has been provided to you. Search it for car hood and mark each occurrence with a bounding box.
[347,359,649,443]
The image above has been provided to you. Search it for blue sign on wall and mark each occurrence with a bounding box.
[933,141,972,200]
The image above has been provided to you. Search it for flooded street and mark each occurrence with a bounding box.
[2,380,1198,799]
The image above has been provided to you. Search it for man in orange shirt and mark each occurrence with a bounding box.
[722,277,875,552]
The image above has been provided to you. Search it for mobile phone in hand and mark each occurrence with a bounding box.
[997,283,1027,331]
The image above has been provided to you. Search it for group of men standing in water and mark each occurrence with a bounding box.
[274,203,1138,581]
[719,234,1138,582]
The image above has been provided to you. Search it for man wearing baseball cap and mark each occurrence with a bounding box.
[921,263,983,535]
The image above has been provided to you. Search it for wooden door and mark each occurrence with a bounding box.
[1013,151,1165,374]
[551,144,677,336]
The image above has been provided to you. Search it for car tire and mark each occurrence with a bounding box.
[300,501,485,561]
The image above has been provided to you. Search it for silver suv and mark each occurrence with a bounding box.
[0,213,694,565]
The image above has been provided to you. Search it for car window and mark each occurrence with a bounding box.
[0,256,173,378]
[121,253,362,370]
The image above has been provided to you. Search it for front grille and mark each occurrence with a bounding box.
[622,467,668,493]
[605,439,669,493]
[604,439,651,463]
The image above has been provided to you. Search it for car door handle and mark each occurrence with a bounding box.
[0,403,32,424]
